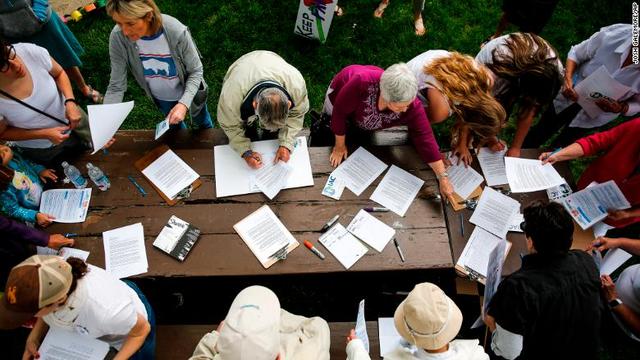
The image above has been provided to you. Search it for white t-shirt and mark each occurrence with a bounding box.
[617,264,640,314]
[406,50,454,116]
[43,265,148,350]
[136,31,184,102]
[0,43,66,149]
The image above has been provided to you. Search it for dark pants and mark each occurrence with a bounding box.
[523,103,592,149]
[122,280,156,360]
[17,133,88,168]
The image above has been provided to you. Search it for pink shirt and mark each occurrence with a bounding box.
[328,65,441,164]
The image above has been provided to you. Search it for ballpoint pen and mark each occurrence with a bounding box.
[393,238,406,262]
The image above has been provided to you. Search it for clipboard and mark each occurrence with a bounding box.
[134,145,202,206]
[454,241,511,285]
[451,186,483,211]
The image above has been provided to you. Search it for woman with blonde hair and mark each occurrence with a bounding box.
[104,0,212,130]
[407,51,505,164]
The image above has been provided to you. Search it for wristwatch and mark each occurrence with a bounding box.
[436,172,449,180]
[608,298,623,309]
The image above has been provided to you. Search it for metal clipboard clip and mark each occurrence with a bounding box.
[464,266,485,282]
[176,184,194,200]
[269,244,289,261]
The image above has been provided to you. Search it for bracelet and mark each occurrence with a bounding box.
[436,172,449,180]
[64,98,78,105]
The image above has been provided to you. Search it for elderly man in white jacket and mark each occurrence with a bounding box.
[346,283,488,360]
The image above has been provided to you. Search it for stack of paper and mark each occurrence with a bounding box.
[334,147,388,196]
[251,156,294,199]
[595,248,633,276]
[574,66,632,119]
[370,165,424,216]
[39,327,109,360]
[505,157,564,193]
[562,180,631,229]
[346,210,396,252]
[447,155,484,200]
[233,205,299,268]
[141,150,199,200]
[103,223,148,279]
[477,147,508,186]
[215,137,313,198]
[469,187,521,238]
[472,240,507,328]
[319,223,368,269]
[39,189,92,223]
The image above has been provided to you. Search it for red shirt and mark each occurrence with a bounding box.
[328,65,441,164]
[576,118,640,228]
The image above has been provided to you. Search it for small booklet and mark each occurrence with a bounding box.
[233,205,299,269]
[153,216,201,262]
[562,180,631,230]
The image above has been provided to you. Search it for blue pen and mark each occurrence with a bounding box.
[64,233,77,238]
[543,147,562,160]
[128,176,147,196]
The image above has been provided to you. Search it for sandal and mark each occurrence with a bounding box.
[373,1,388,18]
[335,5,344,17]
[414,17,426,36]
[84,85,104,104]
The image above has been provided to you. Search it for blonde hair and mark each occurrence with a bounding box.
[423,52,505,142]
[106,0,163,34]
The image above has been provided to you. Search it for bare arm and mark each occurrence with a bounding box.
[49,58,80,129]
[0,126,69,144]
[539,142,585,164]
[113,314,151,360]
[507,105,538,157]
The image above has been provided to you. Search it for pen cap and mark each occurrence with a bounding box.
[304,240,313,249]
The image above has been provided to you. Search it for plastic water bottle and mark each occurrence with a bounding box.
[86,162,110,191]
[61,161,87,189]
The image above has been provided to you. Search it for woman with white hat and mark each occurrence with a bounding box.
[346,282,488,359]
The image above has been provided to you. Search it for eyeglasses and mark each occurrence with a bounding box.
[520,221,527,232]
[0,45,16,73]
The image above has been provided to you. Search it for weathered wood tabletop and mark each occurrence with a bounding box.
[444,149,575,277]
[47,130,452,278]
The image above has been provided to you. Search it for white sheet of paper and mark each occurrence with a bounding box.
[355,299,370,353]
[574,65,632,118]
[252,158,293,200]
[37,246,90,262]
[600,248,633,276]
[154,117,170,140]
[477,147,508,186]
[370,165,424,216]
[39,189,92,223]
[469,187,520,238]
[233,205,298,266]
[472,239,507,328]
[347,210,395,252]
[215,137,314,198]
[505,157,564,193]
[103,223,148,279]
[88,101,134,154]
[592,221,614,238]
[508,213,524,232]
[447,155,484,200]
[39,327,109,360]
[319,223,368,269]
[562,180,631,229]
[334,147,388,196]
[457,226,507,279]
[141,149,199,200]
[321,170,345,200]
[378,317,403,357]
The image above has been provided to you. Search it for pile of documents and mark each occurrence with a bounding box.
[103,223,148,278]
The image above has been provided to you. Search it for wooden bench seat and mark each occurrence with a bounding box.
[156,321,380,359]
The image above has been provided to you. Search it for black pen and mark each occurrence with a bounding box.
[320,215,340,233]
[394,238,406,262]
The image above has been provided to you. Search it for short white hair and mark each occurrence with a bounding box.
[380,63,418,103]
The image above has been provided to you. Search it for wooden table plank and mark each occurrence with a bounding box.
[445,149,575,276]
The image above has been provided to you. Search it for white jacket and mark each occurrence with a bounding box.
[346,339,489,360]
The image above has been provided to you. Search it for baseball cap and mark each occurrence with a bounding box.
[394,282,463,350]
[216,285,281,360]
[0,255,72,329]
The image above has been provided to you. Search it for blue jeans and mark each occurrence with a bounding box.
[123,280,156,360]
[155,99,214,130]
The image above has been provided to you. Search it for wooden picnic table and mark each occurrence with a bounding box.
[444,149,575,278]
[46,129,455,323]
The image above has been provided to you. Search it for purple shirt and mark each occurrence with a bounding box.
[328,65,441,164]
[0,215,49,247]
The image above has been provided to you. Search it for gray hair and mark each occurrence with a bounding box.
[380,63,418,103]
[254,88,289,131]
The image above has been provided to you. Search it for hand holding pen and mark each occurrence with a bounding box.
[243,150,263,169]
